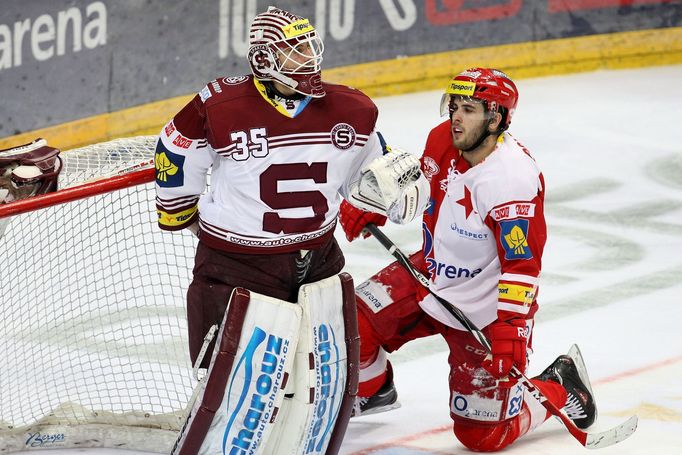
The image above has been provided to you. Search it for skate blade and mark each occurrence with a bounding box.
[354,401,402,418]
[567,344,598,423]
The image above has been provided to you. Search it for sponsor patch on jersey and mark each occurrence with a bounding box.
[331,123,356,150]
[426,258,481,279]
[222,76,248,85]
[210,80,222,93]
[498,282,536,305]
[155,142,185,187]
[164,121,176,138]
[422,156,440,181]
[505,385,524,419]
[499,219,532,260]
[356,280,394,313]
[157,205,197,228]
[450,222,489,241]
[451,393,502,422]
[172,134,193,149]
[491,202,536,221]
[199,85,212,102]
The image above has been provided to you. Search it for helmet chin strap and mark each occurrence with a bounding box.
[262,65,299,91]
[460,127,492,153]
[263,81,305,100]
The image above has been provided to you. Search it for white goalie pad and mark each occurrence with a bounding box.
[173,274,359,455]
[264,273,358,455]
[348,151,430,224]
[172,288,302,455]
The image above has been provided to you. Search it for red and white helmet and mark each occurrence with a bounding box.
[248,6,325,98]
[440,68,519,130]
[0,138,61,203]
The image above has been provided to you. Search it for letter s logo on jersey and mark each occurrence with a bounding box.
[331,123,356,150]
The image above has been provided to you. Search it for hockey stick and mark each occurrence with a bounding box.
[364,223,638,449]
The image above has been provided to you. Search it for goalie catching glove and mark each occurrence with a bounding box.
[0,138,61,204]
[348,150,429,224]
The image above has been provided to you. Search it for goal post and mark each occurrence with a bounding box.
[0,136,197,453]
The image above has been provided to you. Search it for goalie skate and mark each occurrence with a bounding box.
[536,344,597,429]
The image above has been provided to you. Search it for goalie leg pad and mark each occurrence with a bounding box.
[172,288,302,455]
[264,273,359,455]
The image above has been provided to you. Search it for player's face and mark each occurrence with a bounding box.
[278,40,315,71]
[448,96,490,150]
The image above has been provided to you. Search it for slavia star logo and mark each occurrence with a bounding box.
[155,152,178,182]
[456,185,475,218]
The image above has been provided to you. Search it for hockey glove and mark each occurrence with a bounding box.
[339,199,387,242]
[482,318,529,383]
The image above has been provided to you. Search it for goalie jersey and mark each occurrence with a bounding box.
[155,75,383,253]
[419,120,546,330]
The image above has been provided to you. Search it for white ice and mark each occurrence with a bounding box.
[13,65,682,454]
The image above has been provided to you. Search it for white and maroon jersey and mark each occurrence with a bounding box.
[155,75,383,254]
[418,120,546,330]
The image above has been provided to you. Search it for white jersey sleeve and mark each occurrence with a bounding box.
[155,96,217,231]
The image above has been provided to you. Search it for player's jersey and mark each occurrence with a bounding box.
[419,120,546,330]
[155,75,383,254]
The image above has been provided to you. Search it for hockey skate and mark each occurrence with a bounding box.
[536,344,597,429]
[351,368,401,417]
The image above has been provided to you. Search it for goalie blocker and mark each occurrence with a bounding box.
[173,273,359,455]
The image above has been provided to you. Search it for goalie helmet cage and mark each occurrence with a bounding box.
[0,136,197,453]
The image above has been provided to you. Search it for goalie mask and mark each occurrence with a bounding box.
[0,138,61,204]
[440,68,519,131]
[248,6,325,98]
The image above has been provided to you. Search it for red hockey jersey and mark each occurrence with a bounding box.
[419,120,546,330]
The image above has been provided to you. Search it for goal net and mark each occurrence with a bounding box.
[0,136,197,453]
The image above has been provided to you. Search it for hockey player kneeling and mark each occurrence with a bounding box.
[173,273,359,455]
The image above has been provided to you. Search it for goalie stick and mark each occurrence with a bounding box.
[364,223,638,450]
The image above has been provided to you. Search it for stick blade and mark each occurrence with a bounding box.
[585,415,638,449]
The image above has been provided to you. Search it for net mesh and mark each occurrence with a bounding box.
[0,136,196,440]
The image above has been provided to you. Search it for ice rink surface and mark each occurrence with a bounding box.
[13,65,682,454]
